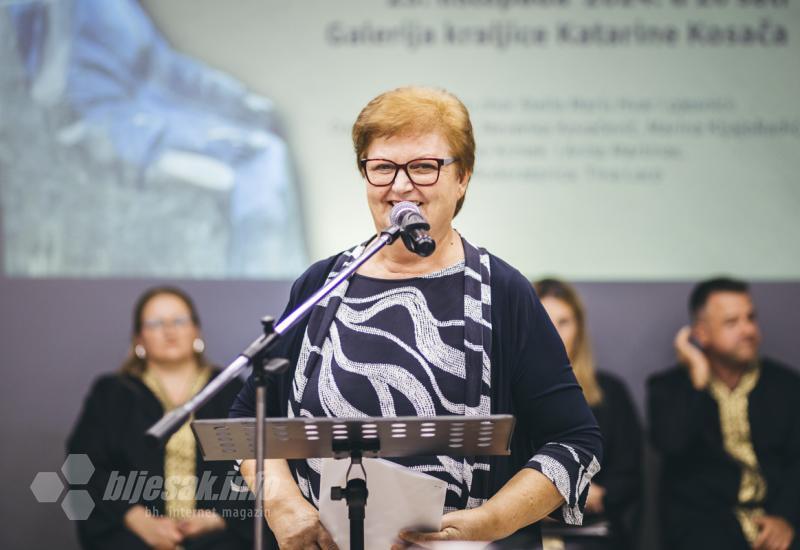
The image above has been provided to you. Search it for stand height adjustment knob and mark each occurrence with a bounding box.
[260,316,275,333]
[331,478,368,519]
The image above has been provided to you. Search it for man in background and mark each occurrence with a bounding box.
[648,278,799,550]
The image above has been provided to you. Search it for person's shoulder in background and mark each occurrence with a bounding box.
[646,364,692,392]
[85,369,241,411]
[596,370,635,399]
[757,357,800,403]
[760,356,800,382]
[646,357,799,393]
[593,370,642,436]
[83,372,143,403]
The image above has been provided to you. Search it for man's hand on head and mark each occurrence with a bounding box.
[675,325,711,390]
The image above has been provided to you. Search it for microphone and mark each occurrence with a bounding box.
[389,201,436,257]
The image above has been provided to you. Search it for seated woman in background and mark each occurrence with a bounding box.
[68,287,250,550]
[534,278,643,550]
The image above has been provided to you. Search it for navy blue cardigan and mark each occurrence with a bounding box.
[230,252,603,542]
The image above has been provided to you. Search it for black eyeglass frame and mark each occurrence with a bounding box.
[359,157,458,187]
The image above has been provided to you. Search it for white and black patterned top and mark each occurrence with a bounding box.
[290,263,474,509]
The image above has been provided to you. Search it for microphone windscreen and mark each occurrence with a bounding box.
[389,201,421,227]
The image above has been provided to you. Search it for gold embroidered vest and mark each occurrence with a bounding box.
[707,366,767,544]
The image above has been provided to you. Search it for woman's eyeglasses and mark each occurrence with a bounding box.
[142,316,192,331]
[360,157,457,187]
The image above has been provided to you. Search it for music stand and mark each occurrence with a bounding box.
[193,415,515,550]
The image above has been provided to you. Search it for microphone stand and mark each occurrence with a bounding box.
[146,223,403,550]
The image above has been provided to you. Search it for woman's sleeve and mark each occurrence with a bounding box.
[509,281,603,525]
[66,377,136,540]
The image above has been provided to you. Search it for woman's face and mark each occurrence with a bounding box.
[541,296,578,360]
[363,132,468,242]
[136,293,199,366]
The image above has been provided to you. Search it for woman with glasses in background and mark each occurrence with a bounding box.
[68,287,249,550]
[535,278,643,550]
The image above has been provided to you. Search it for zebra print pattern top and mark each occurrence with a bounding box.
[289,262,481,510]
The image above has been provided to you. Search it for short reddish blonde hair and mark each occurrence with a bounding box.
[352,86,475,217]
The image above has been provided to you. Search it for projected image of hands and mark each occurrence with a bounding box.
[0,0,307,279]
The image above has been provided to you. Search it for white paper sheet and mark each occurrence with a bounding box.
[319,457,448,550]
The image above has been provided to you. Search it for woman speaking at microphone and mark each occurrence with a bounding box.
[229,86,602,549]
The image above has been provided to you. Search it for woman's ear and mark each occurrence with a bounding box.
[458,171,471,198]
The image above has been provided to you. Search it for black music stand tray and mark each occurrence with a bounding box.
[193,415,515,550]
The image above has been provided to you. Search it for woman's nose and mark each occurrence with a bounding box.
[391,168,415,192]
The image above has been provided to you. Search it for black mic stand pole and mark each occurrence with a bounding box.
[146,224,403,550]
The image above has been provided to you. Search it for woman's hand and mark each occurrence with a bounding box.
[393,468,564,549]
[123,505,184,550]
[267,496,339,550]
[674,325,711,390]
[177,510,226,539]
[392,507,495,549]
[238,459,336,549]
